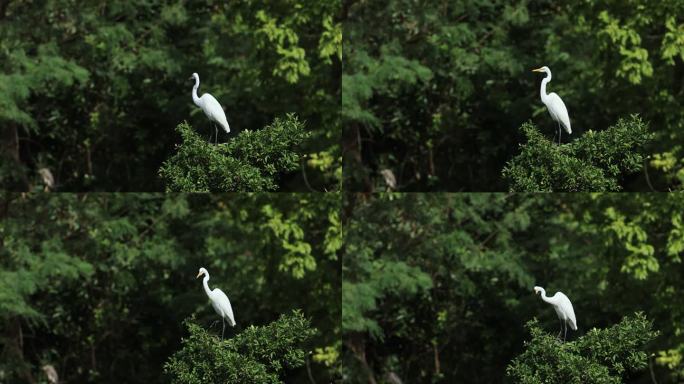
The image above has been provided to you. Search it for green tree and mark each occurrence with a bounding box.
[343,0,684,191]
[343,193,534,383]
[0,193,341,383]
[343,193,684,383]
[164,311,316,384]
[502,115,654,191]
[0,0,341,191]
[507,313,658,384]
[158,114,309,192]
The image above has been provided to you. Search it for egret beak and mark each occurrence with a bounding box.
[196,271,203,278]
[532,68,544,72]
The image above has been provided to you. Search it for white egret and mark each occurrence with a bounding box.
[532,66,571,144]
[534,286,577,341]
[38,168,55,191]
[197,267,235,340]
[41,365,59,384]
[189,73,230,144]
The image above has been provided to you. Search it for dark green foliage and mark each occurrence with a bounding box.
[343,193,684,383]
[507,313,658,384]
[164,311,316,384]
[502,115,654,191]
[0,152,28,191]
[0,193,340,383]
[343,193,535,383]
[0,0,340,191]
[158,114,309,191]
[343,0,684,191]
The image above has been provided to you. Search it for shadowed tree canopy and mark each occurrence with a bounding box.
[0,0,341,192]
[165,311,317,384]
[343,193,684,383]
[0,193,341,383]
[343,0,684,191]
[508,313,658,384]
[502,115,654,191]
[159,114,310,192]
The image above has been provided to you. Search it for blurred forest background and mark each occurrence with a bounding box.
[0,193,341,383]
[0,0,341,192]
[343,193,684,383]
[343,0,684,191]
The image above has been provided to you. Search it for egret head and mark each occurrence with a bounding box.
[532,66,550,74]
[533,286,544,295]
[189,72,199,81]
[196,267,208,279]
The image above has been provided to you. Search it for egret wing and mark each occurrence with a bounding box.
[547,92,571,134]
[200,93,231,133]
[212,288,236,326]
[557,292,577,330]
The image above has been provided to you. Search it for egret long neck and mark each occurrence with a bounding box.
[539,289,555,304]
[540,75,551,103]
[192,78,201,106]
[202,274,212,296]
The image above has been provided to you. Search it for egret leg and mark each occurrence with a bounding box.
[564,322,568,342]
[221,316,225,341]
[557,122,562,145]
[557,318,563,339]
[215,124,218,145]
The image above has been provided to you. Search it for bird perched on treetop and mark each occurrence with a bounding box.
[534,286,577,341]
[532,66,571,144]
[189,72,230,144]
[197,267,235,340]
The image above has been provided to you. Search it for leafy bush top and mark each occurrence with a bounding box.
[507,312,658,384]
[159,114,309,191]
[502,115,653,191]
[164,310,316,384]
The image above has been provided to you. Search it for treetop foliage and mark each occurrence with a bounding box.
[343,0,684,191]
[343,193,684,383]
[502,115,654,191]
[0,0,341,191]
[507,313,658,384]
[164,310,316,384]
[0,193,340,383]
[158,114,309,192]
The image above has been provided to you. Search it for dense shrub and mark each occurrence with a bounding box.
[159,114,309,191]
[164,310,316,384]
[507,313,658,384]
[502,115,653,191]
